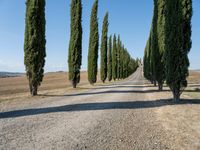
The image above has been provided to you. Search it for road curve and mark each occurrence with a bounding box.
[0,67,173,150]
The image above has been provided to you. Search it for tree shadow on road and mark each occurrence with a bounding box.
[0,99,199,119]
[88,85,156,90]
[39,89,199,98]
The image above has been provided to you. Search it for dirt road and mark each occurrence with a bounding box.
[0,67,199,150]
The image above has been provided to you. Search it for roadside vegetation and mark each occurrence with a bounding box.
[143,0,192,102]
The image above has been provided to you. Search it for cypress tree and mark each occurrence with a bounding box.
[24,0,46,96]
[112,34,117,81]
[164,0,192,102]
[156,0,166,91]
[120,45,124,79]
[149,32,154,84]
[150,0,159,87]
[108,35,112,82]
[122,46,127,79]
[182,0,192,69]
[151,0,165,90]
[88,0,99,85]
[124,49,130,78]
[121,46,124,79]
[117,35,121,80]
[128,58,136,76]
[143,39,150,80]
[144,32,154,84]
[100,12,109,83]
[68,0,82,88]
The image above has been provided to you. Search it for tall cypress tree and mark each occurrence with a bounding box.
[143,38,151,81]
[24,0,46,96]
[124,49,130,78]
[120,44,124,79]
[149,31,154,84]
[164,0,192,102]
[121,46,125,79]
[108,35,112,82]
[68,0,82,88]
[156,0,166,91]
[151,0,165,90]
[182,0,192,70]
[117,35,121,80]
[112,34,117,81]
[88,0,99,85]
[126,50,131,78]
[150,0,159,87]
[100,12,109,83]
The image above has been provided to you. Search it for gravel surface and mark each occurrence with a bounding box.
[0,68,181,150]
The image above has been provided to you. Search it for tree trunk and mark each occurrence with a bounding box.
[154,80,157,87]
[158,83,163,91]
[29,83,33,95]
[28,77,33,95]
[151,80,153,84]
[72,81,77,88]
[173,90,180,103]
[28,78,37,96]
[31,85,37,96]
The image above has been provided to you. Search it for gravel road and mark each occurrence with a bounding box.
[0,67,176,150]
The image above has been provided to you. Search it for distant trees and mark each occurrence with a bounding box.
[24,0,46,96]
[100,12,109,83]
[128,58,138,76]
[88,0,99,85]
[108,35,112,82]
[68,0,82,88]
[143,0,192,102]
[112,35,138,80]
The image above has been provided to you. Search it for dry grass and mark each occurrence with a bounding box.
[0,70,199,102]
[0,71,94,102]
[185,70,200,98]
[145,85,200,150]
[188,70,200,85]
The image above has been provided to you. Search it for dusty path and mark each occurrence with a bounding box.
[0,67,197,150]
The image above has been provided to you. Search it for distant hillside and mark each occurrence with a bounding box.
[0,72,24,78]
[190,70,200,73]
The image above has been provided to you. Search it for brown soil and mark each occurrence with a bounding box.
[0,71,92,101]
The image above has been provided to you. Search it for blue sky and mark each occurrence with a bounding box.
[0,0,199,72]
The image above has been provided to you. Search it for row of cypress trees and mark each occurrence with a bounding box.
[88,0,138,85]
[143,0,192,102]
[108,35,139,82]
[24,0,138,96]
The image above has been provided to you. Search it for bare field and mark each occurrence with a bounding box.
[0,70,199,104]
[144,88,200,150]
[0,71,93,102]
[188,70,200,85]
